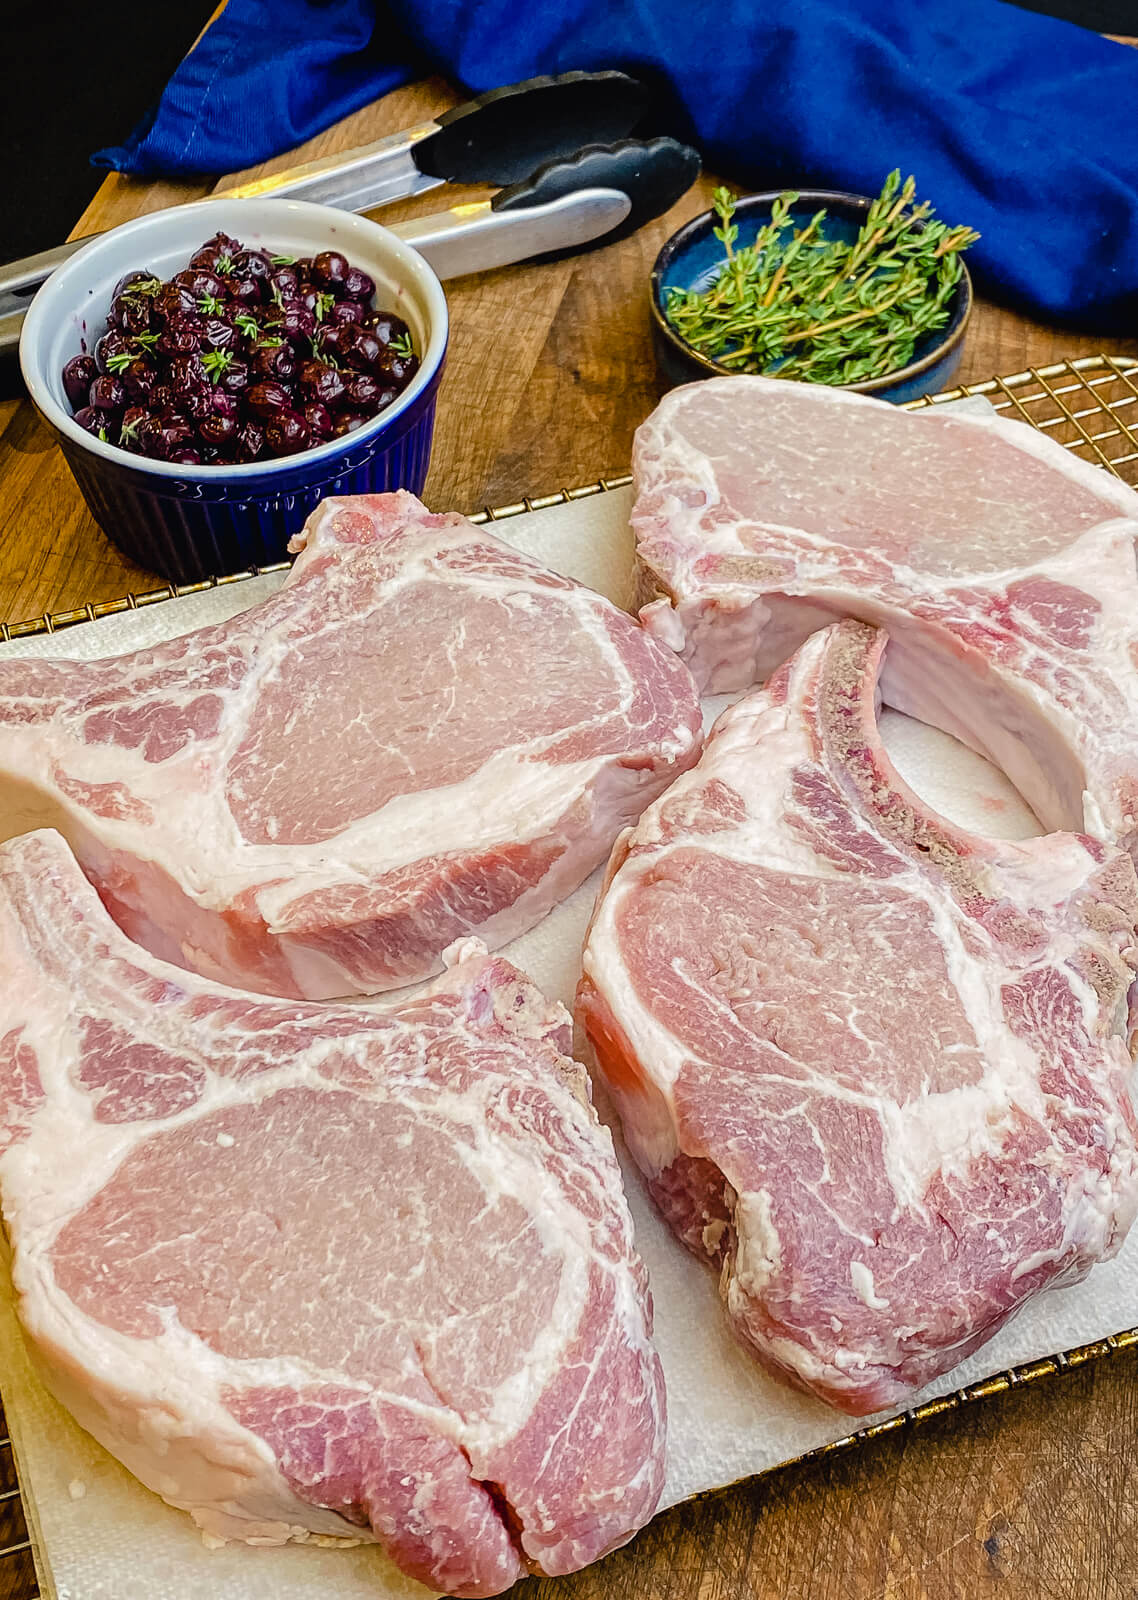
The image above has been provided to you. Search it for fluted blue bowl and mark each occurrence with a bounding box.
[651,190,972,404]
[20,198,449,584]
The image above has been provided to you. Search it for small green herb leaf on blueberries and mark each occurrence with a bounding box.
[202,349,235,384]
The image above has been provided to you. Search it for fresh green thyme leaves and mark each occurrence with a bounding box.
[664,172,979,387]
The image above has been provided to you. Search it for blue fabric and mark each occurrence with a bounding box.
[95,0,1138,328]
[94,0,419,181]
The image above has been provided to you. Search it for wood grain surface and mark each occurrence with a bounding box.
[1,74,1138,1600]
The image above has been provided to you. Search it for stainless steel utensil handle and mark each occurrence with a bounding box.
[392,188,630,280]
[0,69,653,306]
[0,129,443,304]
[0,238,88,300]
[220,126,442,211]
[0,307,23,365]
[0,190,631,362]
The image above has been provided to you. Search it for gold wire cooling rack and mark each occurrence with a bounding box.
[2,353,1137,644]
[2,353,1138,1600]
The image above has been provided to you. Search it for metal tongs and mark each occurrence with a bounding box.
[0,72,700,361]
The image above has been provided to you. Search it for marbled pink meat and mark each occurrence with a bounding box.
[634,376,1138,849]
[0,491,701,999]
[0,830,666,1595]
[579,620,1138,1414]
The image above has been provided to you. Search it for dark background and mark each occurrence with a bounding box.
[1,0,1137,265]
[2,1,214,262]
[1008,0,1138,22]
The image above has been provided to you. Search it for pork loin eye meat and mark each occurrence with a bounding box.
[0,829,665,1596]
[633,376,1138,849]
[578,619,1138,1415]
[0,490,701,999]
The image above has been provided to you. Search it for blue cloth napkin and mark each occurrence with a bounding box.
[94,1,419,183]
[95,0,1138,329]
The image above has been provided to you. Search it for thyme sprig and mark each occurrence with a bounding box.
[201,349,234,384]
[664,172,979,386]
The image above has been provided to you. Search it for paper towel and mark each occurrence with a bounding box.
[1,475,1135,1600]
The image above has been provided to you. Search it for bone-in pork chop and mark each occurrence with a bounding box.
[578,619,1138,1414]
[633,376,1138,848]
[0,491,701,998]
[0,828,665,1596]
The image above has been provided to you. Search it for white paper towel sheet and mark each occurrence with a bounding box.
[1,479,1136,1600]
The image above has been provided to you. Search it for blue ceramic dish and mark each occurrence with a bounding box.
[650,190,972,404]
[20,198,449,585]
[53,390,441,585]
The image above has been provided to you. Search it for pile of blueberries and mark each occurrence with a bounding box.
[61,232,420,465]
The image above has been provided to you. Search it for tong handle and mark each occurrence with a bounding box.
[391,188,631,280]
[395,136,702,281]
[0,238,87,301]
[493,138,702,252]
[0,133,701,367]
[0,69,651,307]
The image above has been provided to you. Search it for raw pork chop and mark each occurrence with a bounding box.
[633,376,1138,847]
[0,828,665,1598]
[0,491,701,999]
[578,619,1138,1414]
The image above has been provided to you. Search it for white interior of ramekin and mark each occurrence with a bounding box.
[20,197,449,480]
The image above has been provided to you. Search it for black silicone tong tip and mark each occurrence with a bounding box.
[413,71,650,187]
[491,138,702,257]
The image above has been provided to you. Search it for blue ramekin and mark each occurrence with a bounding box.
[651,190,973,404]
[20,198,450,585]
